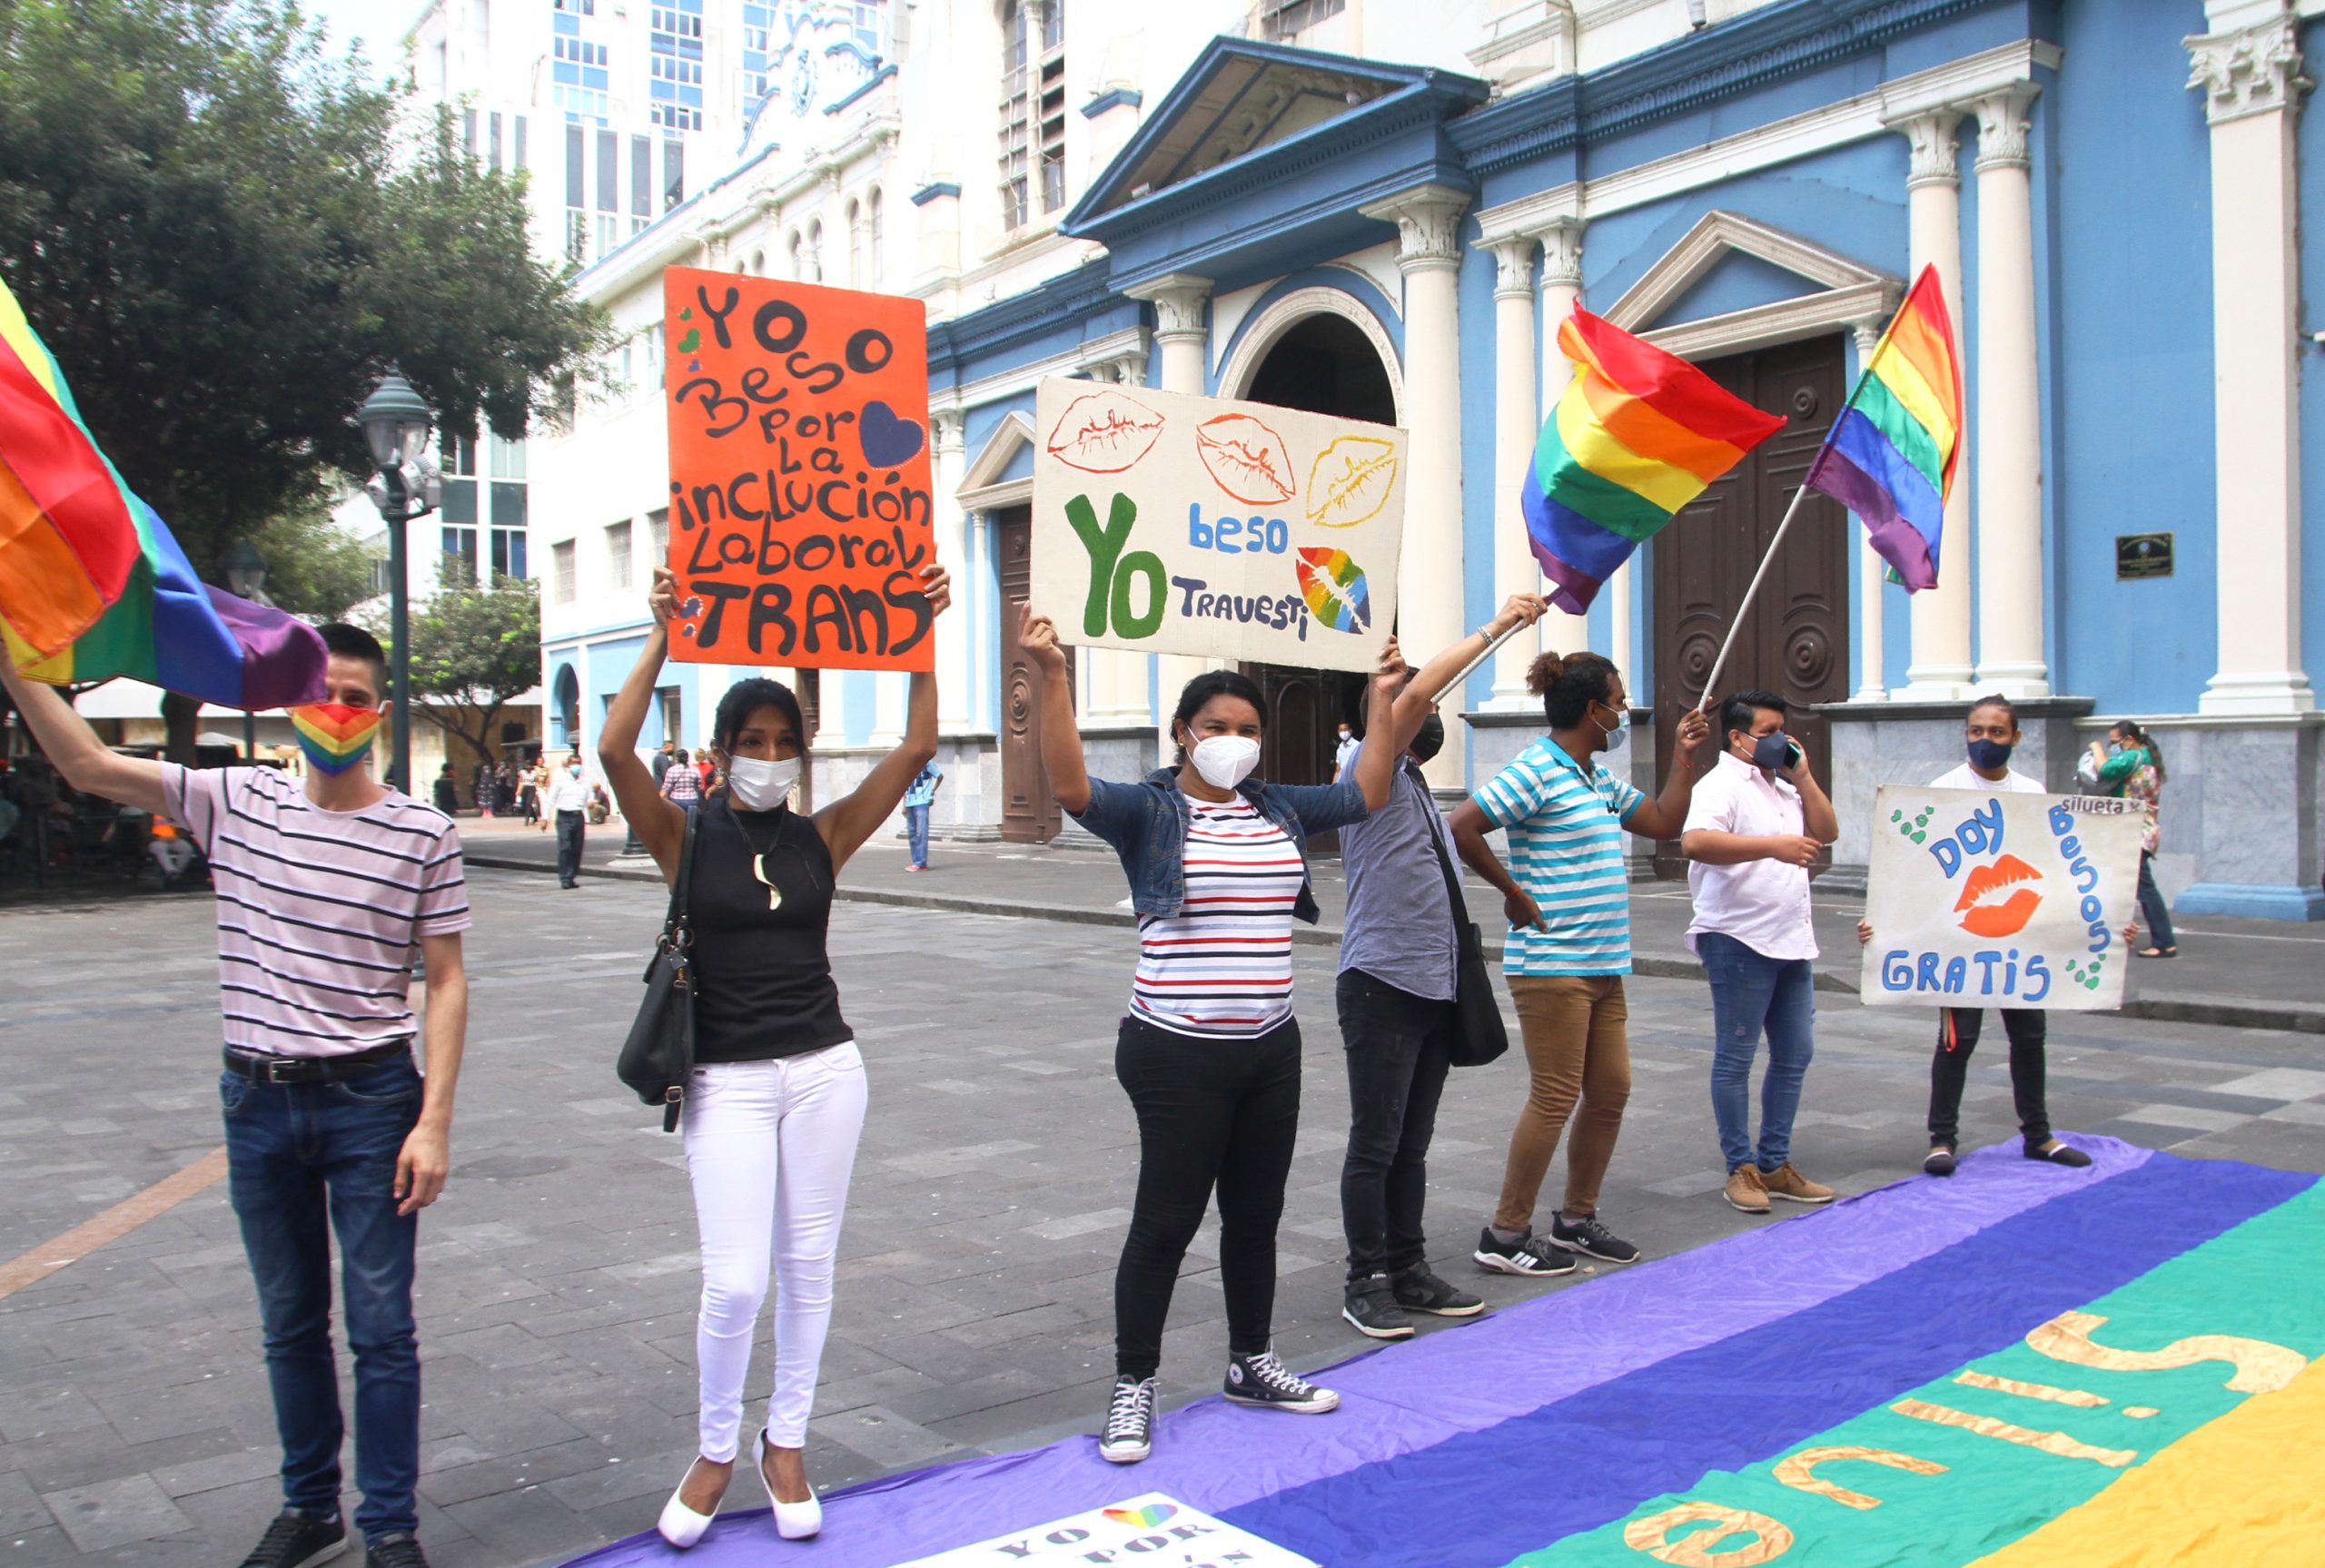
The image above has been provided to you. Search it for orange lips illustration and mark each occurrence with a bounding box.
[1045,390,1166,472]
[1954,853,2043,938]
[1194,412,1296,504]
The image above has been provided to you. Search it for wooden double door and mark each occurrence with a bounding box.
[1649,335,1849,878]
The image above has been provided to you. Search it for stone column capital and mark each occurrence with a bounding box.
[1360,184,1471,275]
[1886,107,1965,191]
[2186,15,2310,123]
[1478,233,1537,300]
[1531,218,1585,291]
[930,408,965,455]
[1969,84,2040,173]
[1851,319,1885,360]
[1123,273,1212,344]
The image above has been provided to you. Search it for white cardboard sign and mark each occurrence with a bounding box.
[895,1493,1319,1568]
[1861,786,2144,1011]
[1028,378,1408,673]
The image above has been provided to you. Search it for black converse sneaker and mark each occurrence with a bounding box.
[1098,1376,1157,1464]
[363,1536,429,1568]
[1341,1275,1415,1340]
[1548,1212,1644,1264]
[1473,1226,1578,1277]
[1391,1264,1486,1317]
[1222,1349,1339,1414]
[238,1512,347,1568]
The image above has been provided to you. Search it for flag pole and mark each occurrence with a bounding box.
[1692,481,1815,715]
[1428,618,1530,705]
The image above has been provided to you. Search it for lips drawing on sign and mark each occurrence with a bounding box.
[1045,390,1165,472]
[1195,412,1296,504]
[1306,434,1399,528]
[1296,547,1370,634]
[859,400,925,467]
[1954,853,2044,938]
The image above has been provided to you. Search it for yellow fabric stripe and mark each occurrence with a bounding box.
[1965,1356,2325,1568]
[1552,378,1707,514]
[0,284,63,404]
[1868,335,1954,456]
[1885,303,1960,419]
[1,618,73,684]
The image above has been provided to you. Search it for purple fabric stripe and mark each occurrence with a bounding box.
[1803,435,1940,591]
[559,1138,2154,1568]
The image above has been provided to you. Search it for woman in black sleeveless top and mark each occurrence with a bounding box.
[599,562,951,1546]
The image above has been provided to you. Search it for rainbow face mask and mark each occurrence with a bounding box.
[290,703,382,775]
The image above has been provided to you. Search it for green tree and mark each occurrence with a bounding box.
[405,566,539,793]
[245,507,384,624]
[0,0,606,749]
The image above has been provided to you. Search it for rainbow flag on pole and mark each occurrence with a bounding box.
[1519,309,1786,615]
[0,280,325,707]
[1802,263,1964,591]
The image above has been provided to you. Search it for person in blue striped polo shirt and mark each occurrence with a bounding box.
[1449,649,1708,1270]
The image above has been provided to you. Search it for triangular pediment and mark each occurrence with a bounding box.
[1606,212,1890,334]
[958,410,1037,508]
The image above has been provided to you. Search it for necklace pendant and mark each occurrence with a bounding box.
[754,852,783,912]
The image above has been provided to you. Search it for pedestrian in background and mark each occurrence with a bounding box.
[432,760,458,815]
[2081,720,2175,959]
[519,761,540,827]
[1681,690,1838,1216]
[902,758,941,870]
[546,752,589,888]
[2,626,470,1568]
[1333,594,1545,1342]
[1020,607,1401,1466]
[1451,650,1709,1273]
[661,747,703,813]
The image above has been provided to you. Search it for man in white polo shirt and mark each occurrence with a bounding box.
[1680,689,1838,1216]
[2,625,469,1568]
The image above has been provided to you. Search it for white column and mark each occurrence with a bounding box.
[1360,184,1470,787]
[1608,562,1635,682]
[1969,84,2050,697]
[967,508,994,730]
[1481,232,1540,710]
[1534,222,1591,664]
[2187,9,2318,714]
[1890,109,1974,700]
[1851,320,1888,702]
[930,409,971,732]
[1124,274,1214,751]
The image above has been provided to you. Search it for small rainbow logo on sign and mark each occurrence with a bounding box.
[1101,1504,1178,1530]
[1295,548,1370,634]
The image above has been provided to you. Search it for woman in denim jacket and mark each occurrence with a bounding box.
[1019,609,1401,1465]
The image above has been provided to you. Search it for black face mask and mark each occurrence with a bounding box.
[1409,713,1447,764]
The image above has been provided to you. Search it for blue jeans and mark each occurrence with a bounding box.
[905,803,930,866]
[1698,932,1816,1174]
[222,1054,423,1543]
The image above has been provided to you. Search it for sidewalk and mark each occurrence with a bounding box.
[459,816,2325,1036]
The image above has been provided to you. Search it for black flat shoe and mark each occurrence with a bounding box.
[1923,1146,1957,1178]
[2026,1141,2092,1168]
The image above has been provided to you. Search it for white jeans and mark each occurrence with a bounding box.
[681,1042,867,1457]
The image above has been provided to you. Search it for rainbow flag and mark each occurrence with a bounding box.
[558,1139,2325,1568]
[1803,263,1964,591]
[1520,310,1786,615]
[0,281,325,707]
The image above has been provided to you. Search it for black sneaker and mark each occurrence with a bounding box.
[1924,1144,1958,1178]
[238,1512,347,1568]
[2025,1140,2092,1169]
[1472,1227,1578,1277]
[1222,1349,1339,1414]
[1098,1375,1156,1464]
[364,1537,428,1568]
[1390,1264,1486,1317]
[1341,1275,1415,1340]
[1548,1212,1644,1264]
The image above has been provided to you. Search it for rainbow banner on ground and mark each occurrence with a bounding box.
[1802,263,1964,592]
[1519,310,1786,615]
[0,280,325,707]
[564,1139,2325,1568]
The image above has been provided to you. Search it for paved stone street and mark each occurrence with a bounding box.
[4,865,2322,1568]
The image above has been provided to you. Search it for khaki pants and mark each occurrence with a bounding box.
[1492,975,1630,1230]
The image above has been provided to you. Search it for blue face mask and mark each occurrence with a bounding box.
[1594,702,1628,752]
[1748,732,1792,774]
[1967,737,2014,772]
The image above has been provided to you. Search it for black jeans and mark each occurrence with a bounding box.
[2137,852,2177,950]
[555,809,584,884]
[1336,968,1453,1281]
[1113,1014,1301,1379]
[1929,1007,2051,1152]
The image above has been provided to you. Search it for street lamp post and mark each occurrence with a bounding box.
[223,541,270,763]
[358,371,440,794]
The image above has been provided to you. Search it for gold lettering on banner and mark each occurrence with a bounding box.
[1622,1502,1795,1565]
[1890,1398,2138,1467]
[1954,1369,2109,1406]
[2024,1310,2308,1394]
[1770,1446,1949,1511]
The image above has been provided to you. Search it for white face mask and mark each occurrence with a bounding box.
[726,754,801,811]
[1186,734,1261,791]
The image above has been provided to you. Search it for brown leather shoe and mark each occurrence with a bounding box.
[1761,1163,1835,1205]
[1722,1165,1770,1214]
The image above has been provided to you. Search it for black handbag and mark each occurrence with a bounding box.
[1426,818,1510,1068]
[616,807,700,1130]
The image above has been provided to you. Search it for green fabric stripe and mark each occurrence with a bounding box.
[1853,374,1944,492]
[1533,419,1678,542]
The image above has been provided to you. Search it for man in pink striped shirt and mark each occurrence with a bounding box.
[2,625,469,1568]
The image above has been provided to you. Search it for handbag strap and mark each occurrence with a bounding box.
[1417,767,1469,932]
[665,804,700,945]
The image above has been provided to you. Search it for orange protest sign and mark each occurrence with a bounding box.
[662,267,935,670]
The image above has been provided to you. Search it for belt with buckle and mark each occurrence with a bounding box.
[223,1040,412,1084]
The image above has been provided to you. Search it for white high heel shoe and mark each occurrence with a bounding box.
[656,1458,724,1549]
[755,1428,822,1540]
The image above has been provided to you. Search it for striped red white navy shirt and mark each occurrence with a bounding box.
[162,764,471,1055]
[1130,794,1302,1038]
